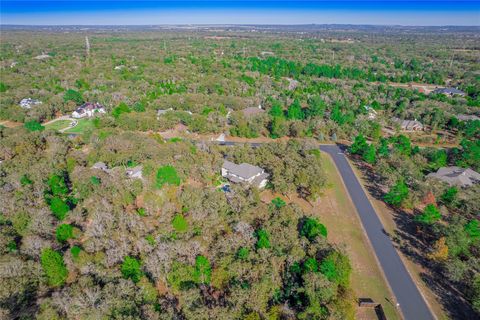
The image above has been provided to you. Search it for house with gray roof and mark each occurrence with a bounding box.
[432,87,466,97]
[241,105,265,118]
[427,166,480,187]
[126,166,143,179]
[393,117,424,131]
[456,114,480,122]
[222,160,269,188]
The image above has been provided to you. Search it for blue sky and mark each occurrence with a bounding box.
[1,1,479,26]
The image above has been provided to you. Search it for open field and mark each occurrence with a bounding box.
[63,119,94,134]
[44,120,72,131]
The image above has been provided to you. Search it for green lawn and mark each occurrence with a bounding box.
[64,119,95,134]
[44,120,72,131]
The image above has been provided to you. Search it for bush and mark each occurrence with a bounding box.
[55,224,74,243]
[193,255,211,284]
[384,179,409,207]
[0,82,8,92]
[300,217,327,241]
[156,165,181,188]
[271,197,286,209]
[70,245,81,258]
[24,120,45,132]
[121,256,142,283]
[237,247,250,260]
[255,228,271,249]
[415,204,441,225]
[40,248,68,287]
[112,102,131,119]
[320,251,351,287]
[303,257,319,273]
[90,176,101,185]
[63,89,84,104]
[49,197,70,220]
[441,187,457,204]
[172,214,188,232]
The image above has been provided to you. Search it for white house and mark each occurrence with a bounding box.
[19,98,42,109]
[72,103,106,119]
[222,160,269,188]
[126,166,143,179]
[364,105,378,120]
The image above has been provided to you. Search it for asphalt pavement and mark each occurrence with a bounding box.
[320,144,434,320]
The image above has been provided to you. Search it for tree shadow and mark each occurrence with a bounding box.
[349,156,478,319]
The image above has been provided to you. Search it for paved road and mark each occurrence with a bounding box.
[320,144,434,320]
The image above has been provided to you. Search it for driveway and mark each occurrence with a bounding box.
[320,144,434,320]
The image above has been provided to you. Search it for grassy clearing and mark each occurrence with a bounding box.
[318,153,400,320]
[44,120,71,131]
[64,119,94,134]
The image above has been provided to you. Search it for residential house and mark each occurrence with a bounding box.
[393,118,424,131]
[91,162,109,172]
[427,166,480,187]
[432,87,466,97]
[222,160,269,188]
[456,114,480,122]
[364,105,378,120]
[241,105,265,118]
[126,166,143,179]
[19,98,42,109]
[72,103,106,119]
[157,108,173,120]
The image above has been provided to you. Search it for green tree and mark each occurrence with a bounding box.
[49,197,70,220]
[300,217,327,241]
[377,138,390,157]
[271,197,286,209]
[121,256,142,283]
[156,165,181,188]
[55,224,74,243]
[236,247,250,260]
[172,214,188,232]
[350,134,368,155]
[441,187,457,204]
[319,251,351,287]
[363,144,376,164]
[415,204,441,225]
[63,89,84,104]
[41,248,68,287]
[384,179,409,207]
[70,246,81,258]
[393,135,412,156]
[0,82,8,93]
[24,120,45,132]
[465,220,480,240]
[269,101,284,118]
[303,257,319,273]
[256,228,271,249]
[193,255,211,284]
[112,102,131,119]
[286,99,304,120]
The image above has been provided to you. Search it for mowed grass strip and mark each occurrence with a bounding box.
[44,120,72,131]
[64,119,94,134]
[317,153,400,320]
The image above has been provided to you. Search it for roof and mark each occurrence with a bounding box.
[92,162,108,171]
[75,102,104,113]
[427,166,480,187]
[393,118,424,130]
[223,160,264,180]
[456,114,480,122]
[157,108,173,115]
[241,106,265,117]
[433,87,465,95]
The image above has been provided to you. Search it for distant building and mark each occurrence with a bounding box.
[19,98,42,109]
[222,160,269,188]
[432,87,466,97]
[91,162,109,172]
[456,114,480,122]
[364,105,378,120]
[241,105,265,118]
[393,118,424,131]
[157,108,173,120]
[72,103,106,118]
[33,54,51,60]
[126,166,143,179]
[427,167,480,187]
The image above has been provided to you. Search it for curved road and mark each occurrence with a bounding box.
[320,145,434,320]
[221,141,434,320]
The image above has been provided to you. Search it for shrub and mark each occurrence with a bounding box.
[255,228,271,249]
[303,257,319,273]
[193,255,211,284]
[0,82,8,92]
[63,89,84,104]
[237,247,250,260]
[172,214,188,232]
[55,224,74,243]
[40,248,68,287]
[415,204,441,225]
[70,245,81,258]
[320,251,351,287]
[20,174,33,186]
[465,220,480,240]
[271,197,286,209]
[121,256,142,283]
[441,187,458,204]
[156,165,181,188]
[90,176,101,185]
[384,179,409,207]
[300,217,327,241]
[49,197,70,220]
[112,102,131,119]
[24,120,45,132]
